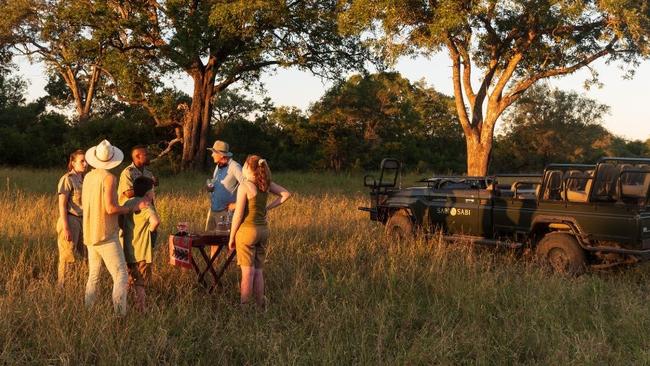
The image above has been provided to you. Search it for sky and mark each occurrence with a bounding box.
[15,53,650,141]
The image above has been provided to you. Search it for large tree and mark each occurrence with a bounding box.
[0,0,109,123]
[341,0,650,175]
[101,0,367,169]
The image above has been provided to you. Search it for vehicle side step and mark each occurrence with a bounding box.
[442,235,523,249]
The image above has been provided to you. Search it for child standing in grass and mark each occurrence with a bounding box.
[56,149,87,286]
[228,155,291,308]
[121,176,160,311]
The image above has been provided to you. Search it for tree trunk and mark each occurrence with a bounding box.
[195,67,216,168]
[68,78,89,124]
[465,135,492,176]
[181,110,194,167]
[76,105,90,124]
[182,63,216,170]
[61,65,100,124]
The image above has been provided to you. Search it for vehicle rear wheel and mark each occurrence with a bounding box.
[536,232,586,275]
[385,211,414,241]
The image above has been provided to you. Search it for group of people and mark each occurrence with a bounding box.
[57,140,156,314]
[56,139,291,315]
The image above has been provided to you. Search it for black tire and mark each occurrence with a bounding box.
[536,232,586,275]
[385,211,414,241]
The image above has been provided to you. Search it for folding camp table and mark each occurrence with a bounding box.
[189,232,236,293]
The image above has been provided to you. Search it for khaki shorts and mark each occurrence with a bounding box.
[235,225,269,269]
[127,261,151,287]
[56,215,82,263]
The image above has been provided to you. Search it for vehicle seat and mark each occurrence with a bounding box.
[592,163,619,201]
[565,170,585,190]
[567,177,592,203]
[543,170,563,200]
[483,182,501,197]
[621,165,650,198]
[620,164,635,184]
[565,170,590,202]
[511,182,536,199]
[500,188,514,198]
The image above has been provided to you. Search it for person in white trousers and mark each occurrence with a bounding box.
[82,140,149,315]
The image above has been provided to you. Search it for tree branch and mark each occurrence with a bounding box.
[445,35,473,139]
[545,19,607,38]
[500,38,617,112]
[212,60,280,94]
[458,40,476,107]
[151,137,183,162]
[83,64,102,115]
[489,26,538,106]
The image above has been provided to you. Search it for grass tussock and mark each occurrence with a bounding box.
[1,167,650,364]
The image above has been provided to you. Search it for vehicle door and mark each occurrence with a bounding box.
[536,165,639,246]
[529,169,567,232]
[575,164,648,246]
[493,181,539,239]
[477,188,494,237]
[428,187,480,236]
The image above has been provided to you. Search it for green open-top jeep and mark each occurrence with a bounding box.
[360,157,650,274]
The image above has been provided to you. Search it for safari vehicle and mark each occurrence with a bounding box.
[359,157,650,274]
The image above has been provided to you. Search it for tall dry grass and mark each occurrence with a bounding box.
[1,167,650,364]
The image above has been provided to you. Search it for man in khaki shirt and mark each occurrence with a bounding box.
[118,145,157,205]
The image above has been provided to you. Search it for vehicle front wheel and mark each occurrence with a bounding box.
[385,211,414,241]
[536,232,586,275]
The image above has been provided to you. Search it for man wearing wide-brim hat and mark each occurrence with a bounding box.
[205,140,244,252]
[82,140,149,316]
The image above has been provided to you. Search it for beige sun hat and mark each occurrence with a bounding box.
[207,140,233,157]
[85,140,124,170]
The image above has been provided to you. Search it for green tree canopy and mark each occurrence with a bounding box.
[212,88,273,128]
[308,72,464,171]
[0,47,25,109]
[0,0,111,122]
[493,84,612,172]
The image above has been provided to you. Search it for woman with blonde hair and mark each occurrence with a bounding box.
[228,155,291,307]
[56,149,87,286]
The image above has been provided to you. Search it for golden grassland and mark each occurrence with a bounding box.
[1,167,650,364]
